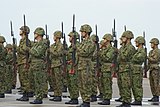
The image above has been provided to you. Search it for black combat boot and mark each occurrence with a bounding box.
[131,101,142,105]
[30,99,43,104]
[148,96,159,102]
[65,99,79,104]
[115,97,123,102]
[49,96,62,101]
[27,92,34,97]
[16,92,29,101]
[116,102,131,107]
[48,86,54,92]
[5,89,12,94]
[0,93,5,98]
[90,95,97,102]
[77,102,90,107]
[98,99,110,105]
[62,85,67,92]
[97,93,103,98]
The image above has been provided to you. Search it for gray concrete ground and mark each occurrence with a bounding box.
[0,76,159,107]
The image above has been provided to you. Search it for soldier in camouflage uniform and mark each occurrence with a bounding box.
[5,44,14,94]
[65,32,80,105]
[131,36,146,105]
[98,34,115,105]
[116,31,136,107]
[16,26,32,101]
[77,24,95,107]
[29,27,48,104]
[148,38,160,102]
[90,34,98,102]
[0,36,7,98]
[49,31,63,102]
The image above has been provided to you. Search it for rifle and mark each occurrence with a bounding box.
[124,25,127,31]
[23,15,29,68]
[95,25,100,76]
[45,25,51,73]
[72,14,76,69]
[10,21,17,79]
[143,31,148,78]
[112,19,118,78]
[61,22,67,73]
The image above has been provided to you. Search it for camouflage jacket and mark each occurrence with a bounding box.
[148,48,160,69]
[0,44,7,66]
[17,37,31,65]
[50,41,63,68]
[6,51,13,65]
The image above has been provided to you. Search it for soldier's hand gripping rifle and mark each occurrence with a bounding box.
[61,22,67,74]
[112,19,118,77]
[95,25,100,77]
[143,31,148,78]
[23,15,29,69]
[45,25,51,74]
[10,21,17,77]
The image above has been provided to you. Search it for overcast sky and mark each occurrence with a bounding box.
[0,0,160,50]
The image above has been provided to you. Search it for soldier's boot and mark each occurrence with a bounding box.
[77,102,90,107]
[16,93,29,101]
[148,96,159,102]
[131,101,142,105]
[98,99,110,105]
[90,95,97,102]
[27,92,34,97]
[49,96,62,102]
[48,87,54,92]
[97,93,103,98]
[30,99,43,104]
[5,89,12,94]
[115,97,123,102]
[116,102,131,107]
[65,99,79,104]
[0,93,5,98]
[62,85,67,92]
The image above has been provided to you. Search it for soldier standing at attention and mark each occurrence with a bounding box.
[116,31,136,107]
[65,32,80,105]
[49,31,63,102]
[148,38,160,102]
[131,36,146,105]
[97,34,115,105]
[0,36,7,98]
[29,27,48,104]
[77,24,95,107]
[16,26,32,101]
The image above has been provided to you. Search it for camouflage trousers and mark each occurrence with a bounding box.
[117,72,123,99]
[29,61,47,100]
[131,65,143,101]
[118,64,132,103]
[5,65,13,91]
[91,69,98,96]
[101,71,112,100]
[18,64,30,92]
[67,72,79,99]
[0,65,6,94]
[149,68,160,96]
[51,67,62,96]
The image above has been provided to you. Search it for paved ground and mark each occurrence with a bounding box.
[0,77,160,107]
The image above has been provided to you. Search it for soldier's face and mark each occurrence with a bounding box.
[122,37,127,43]
[69,36,73,43]
[53,36,56,41]
[135,41,139,47]
[151,43,154,48]
[19,30,23,36]
[81,32,86,38]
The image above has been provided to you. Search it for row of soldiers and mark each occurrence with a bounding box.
[0,22,160,107]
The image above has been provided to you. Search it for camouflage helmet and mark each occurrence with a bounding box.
[68,32,80,39]
[34,27,45,36]
[121,30,134,39]
[54,31,62,39]
[135,36,145,44]
[90,34,98,42]
[6,44,13,49]
[150,38,159,45]
[80,24,92,33]
[103,33,113,42]
[0,36,6,43]
[20,26,30,34]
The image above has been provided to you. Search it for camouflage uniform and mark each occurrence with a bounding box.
[148,38,160,102]
[131,36,146,105]
[5,44,14,93]
[98,34,115,105]
[117,31,136,107]
[29,27,48,104]
[49,31,63,101]
[77,24,95,107]
[0,36,7,98]
[65,32,80,104]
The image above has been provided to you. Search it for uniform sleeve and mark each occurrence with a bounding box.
[50,43,63,57]
[148,49,160,63]
[101,48,114,62]
[132,49,146,63]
